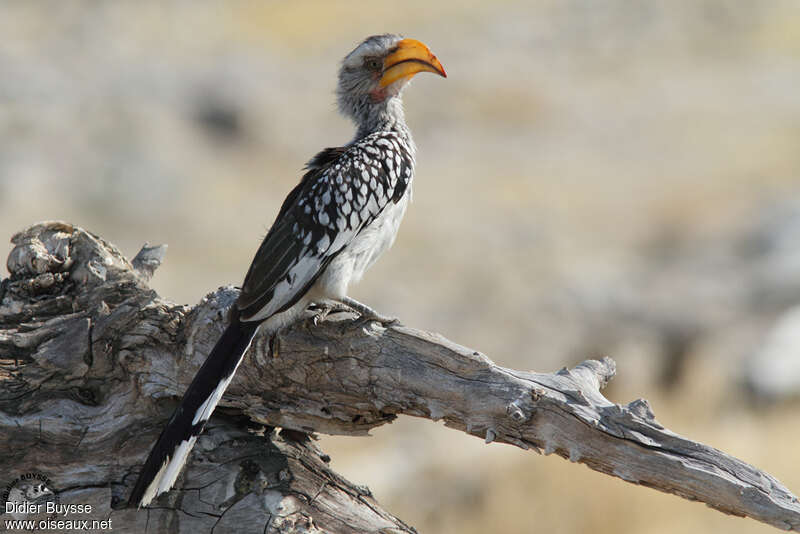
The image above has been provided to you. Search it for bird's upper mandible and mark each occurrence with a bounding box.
[378,38,446,89]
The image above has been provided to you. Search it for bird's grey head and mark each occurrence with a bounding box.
[337,34,446,137]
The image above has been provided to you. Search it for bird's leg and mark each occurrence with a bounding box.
[339,296,400,325]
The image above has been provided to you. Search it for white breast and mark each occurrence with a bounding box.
[314,187,411,300]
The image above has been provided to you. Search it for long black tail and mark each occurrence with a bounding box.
[128,315,258,507]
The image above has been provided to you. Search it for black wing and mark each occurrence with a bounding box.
[236,134,412,321]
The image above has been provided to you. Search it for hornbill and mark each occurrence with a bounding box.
[129,34,446,507]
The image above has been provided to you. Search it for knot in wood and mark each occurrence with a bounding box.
[506,400,528,423]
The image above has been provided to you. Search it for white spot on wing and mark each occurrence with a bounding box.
[317,233,330,251]
[366,195,380,215]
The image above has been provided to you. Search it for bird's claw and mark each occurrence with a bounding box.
[312,309,327,327]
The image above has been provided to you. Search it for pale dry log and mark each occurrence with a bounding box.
[0,222,413,534]
[1,221,799,533]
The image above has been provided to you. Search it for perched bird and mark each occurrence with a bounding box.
[129,34,446,507]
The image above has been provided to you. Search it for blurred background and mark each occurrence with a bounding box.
[2,1,800,532]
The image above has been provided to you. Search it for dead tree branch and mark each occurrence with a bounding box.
[2,221,799,532]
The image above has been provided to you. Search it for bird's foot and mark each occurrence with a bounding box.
[309,301,353,326]
[339,297,400,325]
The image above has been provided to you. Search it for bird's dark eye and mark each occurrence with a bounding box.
[365,58,382,71]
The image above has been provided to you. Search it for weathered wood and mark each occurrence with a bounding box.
[1,222,413,534]
[1,221,799,532]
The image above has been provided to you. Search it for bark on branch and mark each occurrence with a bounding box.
[1,221,799,532]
